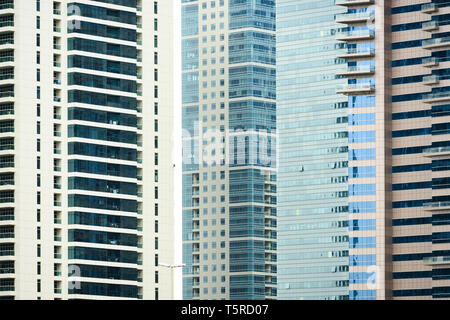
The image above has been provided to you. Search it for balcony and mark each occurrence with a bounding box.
[336,11,374,24]
[423,57,439,68]
[336,65,375,77]
[422,37,450,50]
[421,3,437,13]
[336,29,375,41]
[337,47,375,59]
[423,146,450,158]
[422,20,438,32]
[336,83,375,95]
[422,75,439,85]
[336,0,374,6]
[423,256,450,265]
[422,92,450,104]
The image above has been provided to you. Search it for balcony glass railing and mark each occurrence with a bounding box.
[336,11,374,21]
[336,0,374,3]
[423,256,450,264]
[343,65,375,73]
[421,3,437,11]
[422,92,450,101]
[336,29,375,39]
[337,83,375,91]
[423,75,439,83]
[423,36,450,47]
[422,57,438,65]
[422,20,438,29]
[345,47,375,56]
[423,201,450,208]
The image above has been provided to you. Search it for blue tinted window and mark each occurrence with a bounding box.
[392,163,430,173]
[350,290,376,300]
[349,166,376,178]
[349,184,376,196]
[349,236,376,248]
[349,148,375,160]
[349,201,376,213]
[348,113,375,126]
[348,96,375,108]
[349,254,376,266]
[349,219,376,231]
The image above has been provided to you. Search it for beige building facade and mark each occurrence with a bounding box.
[0,0,176,300]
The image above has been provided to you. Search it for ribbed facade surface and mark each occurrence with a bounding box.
[181,0,277,300]
[0,0,175,300]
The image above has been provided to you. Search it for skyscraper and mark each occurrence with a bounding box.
[277,0,350,300]
[278,0,450,300]
[0,0,175,300]
[181,0,277,299]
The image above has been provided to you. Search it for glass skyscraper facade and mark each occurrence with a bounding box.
[181,0,277,300]
[277,0,350,300]
[278,0,450,300]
